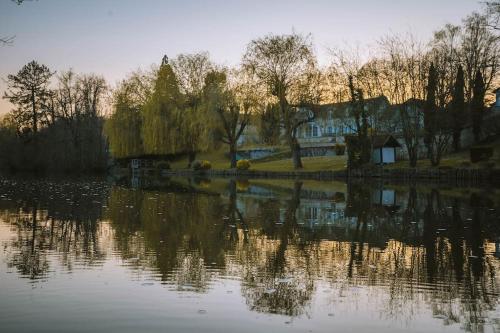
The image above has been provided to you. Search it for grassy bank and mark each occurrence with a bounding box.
[167,137,500,174]
[169,148,348,172]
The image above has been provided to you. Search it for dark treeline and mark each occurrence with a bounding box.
[1,2,499,172]
[1,62,108,173]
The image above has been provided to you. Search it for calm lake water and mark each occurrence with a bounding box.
[0,176,499,333]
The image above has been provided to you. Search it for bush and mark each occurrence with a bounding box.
[478,161,495,169]
[236,179,250,191]
[192,160,212,171]
[470,146,493,163]
[345,135,371,168]
[155,161,170,170]
[459,161,472,168]
[236,159,251,170]
[198,179,211,188]
[335,144,346,156]
[332,192,345,203]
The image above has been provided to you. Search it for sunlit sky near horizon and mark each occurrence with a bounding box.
[0,0,484,114]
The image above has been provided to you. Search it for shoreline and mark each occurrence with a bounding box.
[158,167,500,186]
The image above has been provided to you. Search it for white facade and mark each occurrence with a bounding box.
[372,147,396,164]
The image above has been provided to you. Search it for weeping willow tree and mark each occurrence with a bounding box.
[171,52,218,166]
[105,92,144,159]
[106,55,219,161]
[105,69,155,159]
[177,104,219,165]
[141,60,184,155]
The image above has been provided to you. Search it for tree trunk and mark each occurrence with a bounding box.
[430,151,441,167]
[229,143,237,169]
[290,138,303,169]
[472,113,482,143]
[187,151,196,168]
[429,141,440,167]
[409,147,418,168]
[31,90,37,134]
[453,130,461,152]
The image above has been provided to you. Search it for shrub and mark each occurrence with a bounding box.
[236,180,250,191]
[156,161,170,170]
[335,144,346,156]
[345,135,371,168]
[478,161,495,169]
[198,179,211,188]
[200,160,211,170]
[236,159,251,170]
[332,192,345,203]
[192,160,211,171]
[470,146,493,163]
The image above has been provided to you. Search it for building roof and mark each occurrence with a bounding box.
[372,134,401,148]
[314,95,390,119]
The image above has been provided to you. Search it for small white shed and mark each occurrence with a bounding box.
[371,135,401,164]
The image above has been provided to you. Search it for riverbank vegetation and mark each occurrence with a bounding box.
[1,62,107,173]
[1,3,499,174]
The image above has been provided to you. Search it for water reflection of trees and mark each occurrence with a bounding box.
[106,183,229,292]
[239,182,316,316]
[1,178,499,332]
[346,185,499,333]
[102,180,500,330]
[0,179,108,280]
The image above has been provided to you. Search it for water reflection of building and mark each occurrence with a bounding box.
[372,188,396,206]
[297,199,357,229]
[234,184,404,232]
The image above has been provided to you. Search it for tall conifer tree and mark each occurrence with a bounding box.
[450,66,466,152]
[471,70,485,142]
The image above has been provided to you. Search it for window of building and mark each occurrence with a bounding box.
[305,125,312,137]
[312,125,319,137]
[306,207,318,220]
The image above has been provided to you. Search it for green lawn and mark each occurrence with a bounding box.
[169,147,347,172]
[169,148,230,170]
[252,155,347,172]
[388,140,500,169]
[168,137,500,172]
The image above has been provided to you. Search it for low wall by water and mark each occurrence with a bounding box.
[348,167,500,186]
[161,168,342,180]
[159,167,500,186]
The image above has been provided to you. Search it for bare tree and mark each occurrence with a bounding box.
[484,1,500,30]
[242,32,316,169]
[49,70,107,169]
[429,24,462,108]
[0,36,15,46]
[460,12,500,102]
[1,0,29,45]
[171,52,214,107]
[204,70,251,168]
[378,33,429,167]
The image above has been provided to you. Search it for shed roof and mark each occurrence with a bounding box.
[371,135,401,148]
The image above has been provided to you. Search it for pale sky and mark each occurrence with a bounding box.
[0,0,483,114]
